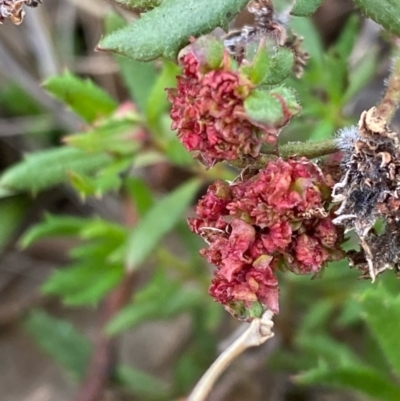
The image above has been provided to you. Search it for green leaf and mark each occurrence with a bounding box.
[64,118,142,155]
[0,196,30,252]
[98,0,250,61]
[360,286,400,377]
[0,147,112,193]
[125,179,201,270]
[43,71,118,123]
[353,0,400,36]
[309,119,335,141]
[116,365,170,400]
[80,218,128,241]
[297,335,362,366]
[264,47,295,85]
[334,15,360,60]
[133,150,166,168]
[125,177,155,216]
[343,47,378,104]
[111,0,163,10]
[43,261,124,305]
[107,269,203,334]
[20,214,88,249]
[71,158,132,198]
[105,12,159,113]
[24,310,91,380]
[297,299,335,336]
[291,0,324,17]
[297,365,400,401]
[146,61,181,129]
[164,136,195,166]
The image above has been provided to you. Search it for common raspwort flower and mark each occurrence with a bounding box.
[167,36,300,168]
[189,158,344,320]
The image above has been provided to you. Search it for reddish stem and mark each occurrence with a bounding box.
[74,271,136,401]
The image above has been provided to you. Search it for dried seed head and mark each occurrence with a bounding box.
[223,0,286,61]
[284,33,309,78]
[333,108,400,280]
[0,0,42,25]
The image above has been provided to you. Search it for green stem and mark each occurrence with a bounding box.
[279,138,337,159]
[231,138,338,169]
[374,56,400,124]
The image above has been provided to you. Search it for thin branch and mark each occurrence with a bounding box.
[74,192,140,401]
[74,270,136,401]
[279,138,337,159]
[231,138,338,169]
[187,310,274,401]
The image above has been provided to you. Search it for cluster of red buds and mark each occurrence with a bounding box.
[0,0,41,25]
[189,159,344,320]
[167,0,302,168]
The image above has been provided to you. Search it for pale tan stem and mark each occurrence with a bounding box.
[187,310,274,401]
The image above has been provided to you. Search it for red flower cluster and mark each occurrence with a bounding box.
[189,158,344,319]
[167,51,272,167]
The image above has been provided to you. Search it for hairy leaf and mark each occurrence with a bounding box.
[291,0,324,17]
[105,12,159,113]
[64,118,142,155]
[0,147,112,193]
[20,214,87,248]
[353,0,400,36]
[111,0,163,10]
[264,47,295,85]
[98,0,249,61]
[43,71,118,123]
[43,262,124,305]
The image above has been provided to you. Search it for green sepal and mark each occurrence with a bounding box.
[190,35,225,71]
[269,86,302,117]
[227,300,264,321]
[240,43,271,85]
[244,89,284,126]
[264,47,295,85]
